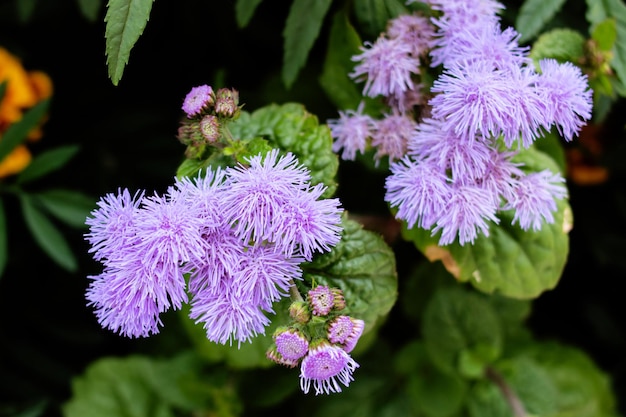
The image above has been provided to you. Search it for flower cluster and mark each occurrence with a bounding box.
[328,0,593,245]
[85,149,343,344]
[0,47,53,178]
[266,286,364,395]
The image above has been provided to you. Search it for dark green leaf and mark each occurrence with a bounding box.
[235,0,264,28]
[532,131,567,175]
[0,198,7,278]
[0,80,7,103]
[15,0,37,22]
[353,0,408,38]
[76,0,102,21]
[529,28,586,65]
[585,0,626,85]
[0,100,50,163]
[20,194,78,272]
[516,0,567,42]
[16,145,80,184]
[422,286,503,377]
[105,0,154,85]
[282,0,333,88]
[33,189,96,228]
[303,216,398,333]
[319,10,365,110]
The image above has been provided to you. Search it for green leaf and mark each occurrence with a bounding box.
[105,0,155,86]
[422,286,503,377]
[530,28,586,65]
[403,145,571,300]
[33,189,96,228]
[592,18,618,52]
[353,0,408,38]
[282,0,333,88]
[20,194,78,272]
[302,216,398,332]
[0,81,7,104]
[585,0,626,85]
[0,198,7,278]
[15,0,37,22]
[533,131,567,175]
[63,353,242,417]
[0,100,50,163]
[227,103,339,197]
[515,0,567,43]
[235,0,264,28]
[76,0,102,21]
[16,145,80,184]
[319,10,365,110]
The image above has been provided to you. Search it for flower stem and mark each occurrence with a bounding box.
[288,279,304,303]
[485,366,527,417]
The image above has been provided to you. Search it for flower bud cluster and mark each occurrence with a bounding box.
[266,285,364,395]
[177,85,242,159]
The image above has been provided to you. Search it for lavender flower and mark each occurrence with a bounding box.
[300,341,359,395]
[327,315,355,344]
[274,328,309,361]
[350,36,420,100]
[370,113,416,162]
[308,285,335,316]
[386,13,435,58]
[182,85,214,118]
[342,317,365,353]
[328,104,373,161]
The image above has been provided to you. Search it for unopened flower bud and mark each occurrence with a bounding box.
[177,121,204,145]
[215,88,239,118]
[308,285,334,316]
[331,287,346,311]
[266,346,299,368]
[199,114,220,142]
[289,301,312,324]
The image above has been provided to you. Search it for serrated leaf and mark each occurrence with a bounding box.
[20,194,78,272]
[516,0,567,42]
[16,145,80,184]
[422,286,503,377]
[33,189,96,228]
[586,0,626,86]
[234,0,263,28]
[282,0,333,88]
[319,10,365,110]
[76,0,103,21]
[227,103,339,197]
[0,198,7,278]
[530,28,586,65]
[0,100,49,163]
[303,216,398,332]
[105,0,154,85]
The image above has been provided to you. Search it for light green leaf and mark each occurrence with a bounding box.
[16,145,80,184]
[516,0,567,42]
[0,198,7,278]
[76,0,103,21]
[530,28,586,65]
[20,194,78,272]
[33,189,96,228]
[282,0,333,88]
[422,286,503,377]
[302,216,398,332]
[319,10,364,110]
[585,0,626,85]
[592,18,618,52]
[105,0,154,86]
[235,0,264,28]
[0,100,49,163]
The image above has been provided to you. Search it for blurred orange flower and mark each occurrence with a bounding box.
[0,47,53,178]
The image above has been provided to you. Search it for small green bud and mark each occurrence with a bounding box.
[215,88,239,118]
[289,300,311,324]
[199,114,220,142]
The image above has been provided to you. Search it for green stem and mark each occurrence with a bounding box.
[288,279,304,303]
[485,366,526,417]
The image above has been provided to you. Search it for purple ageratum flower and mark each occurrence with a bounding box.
[504,170,567,231]
[432,182,500,245]
[327,315,354,344]
[182,85,214,118]
[328,103,374,161]
[350,36,420,99]
[385,157,451,230]
[342,317,365,353]
[222,149,311,245]
[370,113,417,163]
[274,329,309,361]
[308,285,334,316]
[478,149,524,206]
[408,118,493,181]
[85,188,144,263]
[385,85,425,114]
[300,341,360,395]
[535,59,593,141]
[386,13,435,58]
[272,183,343,261]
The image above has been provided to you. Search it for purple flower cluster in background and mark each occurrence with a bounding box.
[328,0,593,245]
[266,286,364,395]
[85,150,343,341]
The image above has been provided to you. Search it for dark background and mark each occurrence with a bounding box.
[1,0,625,415]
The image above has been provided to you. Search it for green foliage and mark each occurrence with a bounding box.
[235,0,264,28]
[0,100,49,163]
[529,28,586,64]
[353,0,409,38]
[516,0,568,42]
[282,0,333,88]
[16,145,80,184]
[105,0,154,85]
[76,0,103,21]
[32,189,95,229]
[586,0,626,86]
